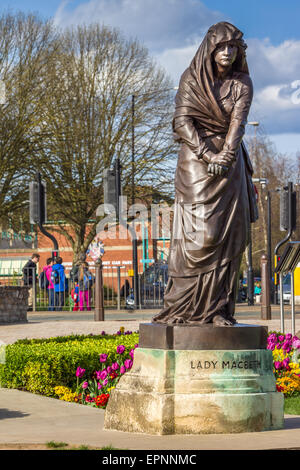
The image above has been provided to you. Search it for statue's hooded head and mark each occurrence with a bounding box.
[190,22,249,81]
[174,22,249,132]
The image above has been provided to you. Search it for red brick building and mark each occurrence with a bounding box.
[0,221,170,291]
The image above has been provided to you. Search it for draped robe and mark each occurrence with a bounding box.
[152,22,258,324]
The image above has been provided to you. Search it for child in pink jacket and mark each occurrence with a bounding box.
[43,258,54,311]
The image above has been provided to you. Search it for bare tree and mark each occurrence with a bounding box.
[36,23,177,263]
[0,12,58,231]
[245,134,298,273]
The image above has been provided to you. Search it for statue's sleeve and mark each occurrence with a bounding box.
[222,75,253,156]
[173,116,209,157]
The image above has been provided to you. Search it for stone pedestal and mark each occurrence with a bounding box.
[104,323,284,435]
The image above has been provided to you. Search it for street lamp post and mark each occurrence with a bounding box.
[131,93,139,309]
[247,121,260,305]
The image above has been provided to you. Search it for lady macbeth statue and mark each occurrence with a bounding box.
[153,22,258,327]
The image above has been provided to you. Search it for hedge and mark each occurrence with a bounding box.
[0,332,139,397]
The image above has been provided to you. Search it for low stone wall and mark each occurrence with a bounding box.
[0,286,29,323]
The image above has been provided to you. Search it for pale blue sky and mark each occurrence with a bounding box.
[1,0,300,157]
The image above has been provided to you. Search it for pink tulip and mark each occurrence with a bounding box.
[99,354,108,363]
[76,367,86,378]
[124,359,133,370]
[100,370,108,381]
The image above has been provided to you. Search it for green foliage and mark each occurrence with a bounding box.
[284,396,300,415]
[0,333,139,397]
[46,441,68,449]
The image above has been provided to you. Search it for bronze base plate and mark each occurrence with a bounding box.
[139,322,268,350]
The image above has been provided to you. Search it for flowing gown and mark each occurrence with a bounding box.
[152,71,258,324]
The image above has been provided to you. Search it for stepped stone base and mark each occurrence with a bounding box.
[104,323,284,435]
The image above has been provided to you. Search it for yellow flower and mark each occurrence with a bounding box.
[54,386,77,402]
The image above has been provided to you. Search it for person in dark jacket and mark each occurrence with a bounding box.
[51,257,67,311]
[22,253,40,310]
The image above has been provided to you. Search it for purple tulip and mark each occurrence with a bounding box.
[103,379,108,386]
[98,383,103,390]
[82,381,89,389]
[282,357,290,368]
[117,345,125,354]
[76,367,86,378]
[107,366,112,374]
[99,354,108,363]
[95,370,102,380]
[112,362,119,371]
[282,341,291,350]
[120,366,126,374]
[124,359,133,370]
[100,370,108,381]
[129,349,135,359]
[274,361,282,370]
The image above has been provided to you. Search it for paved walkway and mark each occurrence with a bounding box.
[0,388,299,450]
[0,306,299,450]
[0,304,299,344]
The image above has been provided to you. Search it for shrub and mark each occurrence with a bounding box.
[0,331,139,398]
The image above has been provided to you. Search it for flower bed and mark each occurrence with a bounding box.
[0,328,138,404]
[1,328,300,411]
[267,332,300,397]
[69,340,138,409]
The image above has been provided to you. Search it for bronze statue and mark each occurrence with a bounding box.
[152,22,258,326]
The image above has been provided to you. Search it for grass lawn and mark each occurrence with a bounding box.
[284,396,300,415]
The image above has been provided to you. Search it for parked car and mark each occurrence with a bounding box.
[126,262,168,309]
[276,274,291,304]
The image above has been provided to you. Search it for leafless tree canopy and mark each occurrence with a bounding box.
[242,134,300,274]
[0,12,58,230]
[0,15,177,259]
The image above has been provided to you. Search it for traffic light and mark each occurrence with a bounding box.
[103,159,122,215]
[52,250,59,261]
[280,185,297,232]
[103,168,117,213]
[29,176,47,225]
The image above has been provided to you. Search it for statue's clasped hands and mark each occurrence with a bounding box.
[203,150,235,177]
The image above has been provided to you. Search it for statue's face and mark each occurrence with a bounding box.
[213,41,238,68]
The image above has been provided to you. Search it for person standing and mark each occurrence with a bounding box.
[42,257,54,311]
[77,261,94,311]
[22,253,40,310]
[51,256,67,311]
